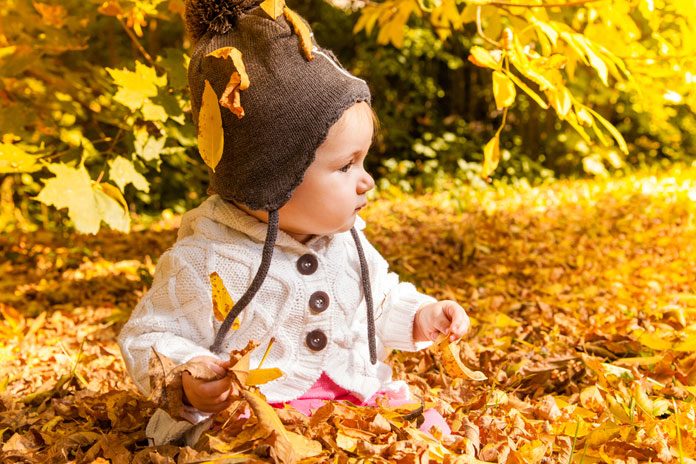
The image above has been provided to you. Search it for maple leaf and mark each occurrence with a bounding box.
[35,164,130,234]
[197,80,224,172]
[107,157,150,193]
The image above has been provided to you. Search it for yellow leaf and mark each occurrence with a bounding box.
[283,7,314,61]
[259,0,285,20]
[434,334,487,381]
[210,272,237,327]
[95,182,128,213]
[481,132,501,179]
[503,70,549,109]
[246,368,283,386]
[492,70,516,109]
[674,338,696,352]
[206,47,249,90]
[243,389,322,462]
[198,80,224,172]
[468,46,500,70]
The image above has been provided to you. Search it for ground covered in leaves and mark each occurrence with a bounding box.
[1,166,696,463]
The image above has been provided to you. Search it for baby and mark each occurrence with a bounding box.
[118,0,469,444]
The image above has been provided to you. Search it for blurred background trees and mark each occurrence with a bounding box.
[0,0,693,233]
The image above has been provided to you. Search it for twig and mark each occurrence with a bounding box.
[476,6,501,47]
[116,17,156,67]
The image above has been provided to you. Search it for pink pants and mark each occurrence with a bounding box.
[266,373,451,436]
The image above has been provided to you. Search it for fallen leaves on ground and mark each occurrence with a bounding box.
[1,166,696,462]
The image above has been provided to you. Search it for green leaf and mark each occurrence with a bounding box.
[157,48,189,90]
[107,61,166,111]
[0,143,40,173]
[108,157,150,193]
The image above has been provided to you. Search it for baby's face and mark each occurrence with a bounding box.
[277,101,375,242]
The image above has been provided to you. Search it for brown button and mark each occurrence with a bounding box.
[309,291,330,313]
[297,254,318,275]
[306,329,327,351]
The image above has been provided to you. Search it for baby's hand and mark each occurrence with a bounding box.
[181,356,233,413]
[414,300,470,343]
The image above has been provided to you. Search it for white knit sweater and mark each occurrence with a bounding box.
[118,195,435,407]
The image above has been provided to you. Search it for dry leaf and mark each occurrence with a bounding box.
[220,73,246,118]
[207,47,249,118]
[197,80,224,171]
[209,272,238,329]
[435,334,487,381]
[246,368,283,386]
[283,7,314,61]
[259,0,285,20]
[242,389,322,464]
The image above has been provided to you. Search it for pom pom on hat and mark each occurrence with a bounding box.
[185,0,262,42]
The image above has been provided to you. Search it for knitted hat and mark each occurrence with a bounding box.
[185,0,378,363]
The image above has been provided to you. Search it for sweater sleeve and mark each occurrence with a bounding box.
[355,227,437,352]
[117,249,221,397]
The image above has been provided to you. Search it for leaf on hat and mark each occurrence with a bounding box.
[434,334,487,381]
[198,80,224,172]
[220,73,247,118]
[259,0,285,20]
[210,272,239,329]
[207,47,249,118]
[283,7,314,61]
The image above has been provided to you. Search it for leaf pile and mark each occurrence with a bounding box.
[1,166,696,462]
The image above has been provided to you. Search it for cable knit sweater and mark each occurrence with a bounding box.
[118,195,435,406]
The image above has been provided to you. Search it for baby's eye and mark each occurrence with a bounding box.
[339,161,353,172]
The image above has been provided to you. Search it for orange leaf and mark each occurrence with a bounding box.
[435,334,487,381]
[283,7,314,61]
[259,0,285,20]
[207,47,249,118]
[220,73,246,118]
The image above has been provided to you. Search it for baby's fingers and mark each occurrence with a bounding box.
[445,305,470,340]
[197,375,233,398]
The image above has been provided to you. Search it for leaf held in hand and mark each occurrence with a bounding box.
[283,7,314,61]
[435,334,487,381]
[246,368,283,386]
[198,80,224,172]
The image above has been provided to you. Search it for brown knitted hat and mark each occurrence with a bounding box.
[185,0,377,364]
[186,0,371,211]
